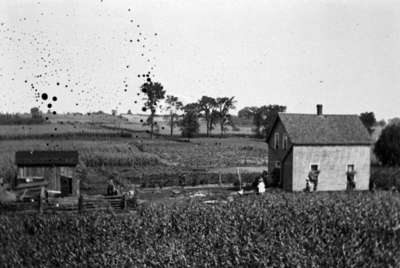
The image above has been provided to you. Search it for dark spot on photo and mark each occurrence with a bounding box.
[41,93,48,100]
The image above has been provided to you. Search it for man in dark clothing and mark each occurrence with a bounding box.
[308,170,320,191]
[107,179,118,196]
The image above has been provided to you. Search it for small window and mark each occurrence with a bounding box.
[275,161,281,168]
[310,164,319,171]
[347,164,354,172]
[283,135,288,150]
[274,132,280,149]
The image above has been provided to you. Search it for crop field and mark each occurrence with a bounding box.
[0,123,128,139]
[132,137,268,169]
[0,133,268,193]
[0,139,163,183]
[1,191,399,267]
[47,113,128,124]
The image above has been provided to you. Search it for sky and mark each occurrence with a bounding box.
[0,0,399,120]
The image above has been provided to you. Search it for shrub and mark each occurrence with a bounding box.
[370,166,400,191]
[374,123,400,166]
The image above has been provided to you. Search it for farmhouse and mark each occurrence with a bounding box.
[14,151,80,196]
[266,105,372,191]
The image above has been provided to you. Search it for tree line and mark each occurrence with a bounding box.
[140,80,239,138]
[140,81,287,139]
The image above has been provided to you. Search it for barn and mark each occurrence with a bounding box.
[266,105,372,191]
[14,151,80,196]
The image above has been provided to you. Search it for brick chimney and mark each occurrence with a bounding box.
[316,104,323,116]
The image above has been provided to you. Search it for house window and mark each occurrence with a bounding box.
[310,164,319,171]
[283,135,288,150]
[274,132,280,149]
[275,161,281,168]
[347,164,355,173]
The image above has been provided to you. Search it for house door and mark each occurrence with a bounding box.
[60,176,72,196]
[272,161,281,187]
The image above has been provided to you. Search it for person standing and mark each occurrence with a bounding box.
[107,178,117,196]
[308,169,320,192]
[257,177,265,194]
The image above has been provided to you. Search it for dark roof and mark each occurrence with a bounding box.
[15,151,79,166]
[267,113,372,145]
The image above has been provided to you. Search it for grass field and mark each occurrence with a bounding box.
[107,113,255,136]
[1,191,399,267]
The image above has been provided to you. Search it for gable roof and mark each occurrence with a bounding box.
[267,113,372,145]
[15,151,79,166]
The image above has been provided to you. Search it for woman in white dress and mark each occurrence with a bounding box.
[257,177,265,194]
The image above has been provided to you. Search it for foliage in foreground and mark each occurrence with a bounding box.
[1,192,400,267]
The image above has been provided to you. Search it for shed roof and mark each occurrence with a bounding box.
[267,113,372,145]
[15,151,79,166]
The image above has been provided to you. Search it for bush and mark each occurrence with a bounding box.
[374,123,400,166]
[370,166,400,191]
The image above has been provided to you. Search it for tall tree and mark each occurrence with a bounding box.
[255,105,286,137]
[238,106,259,120]
[165,95,183,136]
[374,123,400,166]
[198,96,217,137]
[180,103,200,139]
[141,81,166,139]
[360,112,376,133]
[261,104,286,136]
[215,97,237,137]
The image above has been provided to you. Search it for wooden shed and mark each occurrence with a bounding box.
[14,151,80,196]
[266,105,373,191]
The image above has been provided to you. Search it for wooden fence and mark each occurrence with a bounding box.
[0,195,127,214]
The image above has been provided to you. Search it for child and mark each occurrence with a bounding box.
[257,177,265,194]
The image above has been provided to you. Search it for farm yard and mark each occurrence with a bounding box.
[1,191,400,267]
[2,0,400,266]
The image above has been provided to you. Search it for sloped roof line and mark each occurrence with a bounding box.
[267,112,372,145]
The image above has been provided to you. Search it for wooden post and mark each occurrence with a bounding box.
[38,186,45,214]
[38,194,43,214]
[121,194,127,210]
[219,172,222,186]
[78,195,83,213]
[237,168,242,190]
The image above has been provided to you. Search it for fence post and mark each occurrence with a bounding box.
[78,195,83,213]
[38,194,43,214]
[237,168,242,190]
[219,172,222,186]
[38,186,45,214]
[121,194,127,210]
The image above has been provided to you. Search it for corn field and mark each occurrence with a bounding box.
[0,191,399,267]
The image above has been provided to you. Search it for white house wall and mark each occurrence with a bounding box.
[292,146,370,191]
